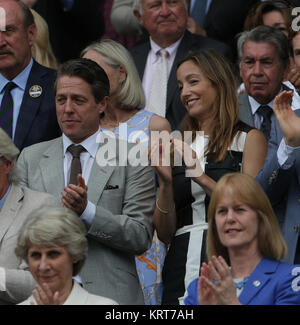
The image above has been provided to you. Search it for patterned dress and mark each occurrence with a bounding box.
[162,122,252,305]
[101,109,166,305]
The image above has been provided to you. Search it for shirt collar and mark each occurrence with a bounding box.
[248,89,280,115]
[62,127,101,159]
[0,58,33,93]
[149,36,183,63]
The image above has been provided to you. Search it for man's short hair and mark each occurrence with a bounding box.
[0,128,19,161]
[18,0,35,28]
[237,25,290,68]
[54,58,110,104]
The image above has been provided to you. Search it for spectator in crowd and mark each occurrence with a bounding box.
[81,39,174,305]
[31,0,105,63]
[243,1,300,92]
[30,9,58,70]
[257,89,300,264]
[160,50,267,304]
[185,172,300,305]
[16,58,156,305]
[130,0,232,131]
[0,128,59,304]
[288,30,300,91]
[0,0,60,151]
[17,206,118,305]
[244,0,293,37]
[237,25,299,142]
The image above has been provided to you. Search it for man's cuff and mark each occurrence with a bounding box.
[80,200,96,227]
[277,138,299,169]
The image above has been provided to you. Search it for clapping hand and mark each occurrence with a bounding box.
[61,174,88,215]
[32,283,60,305]
[273,90,300,147]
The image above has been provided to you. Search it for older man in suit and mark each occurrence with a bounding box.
[130,0,232,130]
[0,128,59,304]
[257,90,300,265]
[237,25,298,141]
[0,0,60,151]
[17,58,156,305]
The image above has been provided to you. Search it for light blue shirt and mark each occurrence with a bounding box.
[0,184,11,212]
[0,59,33,140]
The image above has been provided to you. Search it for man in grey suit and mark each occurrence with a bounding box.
[238,25,295,141]
[256,90,300,264]
[17,58,156,305]
[0,128,59,304]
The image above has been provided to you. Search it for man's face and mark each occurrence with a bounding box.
[136,0,188,47]
[240,41,287,104]
[0,0,36,80]
[55,75,106,144]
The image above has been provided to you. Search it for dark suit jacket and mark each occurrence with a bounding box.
[13,60,61,152]
[130,30,232,130]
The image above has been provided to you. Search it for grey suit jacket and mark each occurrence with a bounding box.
[0,184,59,305]
[17,136,156,305]
[256,110,300,264]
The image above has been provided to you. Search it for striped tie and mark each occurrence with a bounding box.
[0,82,16,137]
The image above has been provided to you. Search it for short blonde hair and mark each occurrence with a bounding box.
[206,173,287,262]
[81,39,145,110]
[15,206,88,276]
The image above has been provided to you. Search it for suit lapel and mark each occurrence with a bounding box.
[238,92,254,127]
[0,184,23,241]
[86,137,117,204]
[38,138,65,198]
[133,42,151,80]
[239,258,277,305]
[14,61,48,149]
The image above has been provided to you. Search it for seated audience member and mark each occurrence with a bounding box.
[257,90,300,264]
[0,0,60,151]
[0,128,59,304]
[17,206,118,305]
[160,50,267,305]
[30,9,58,69]
[244,1,293,37]
[130,0,232,131]
[243,1,300,92]
[237,25,300,142]
[16,58,156,305]
[289,30,300,92]
[185,172,300,305]
[81,39,174,305]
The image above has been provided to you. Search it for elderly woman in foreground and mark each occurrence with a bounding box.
[184,173,300,305]
[16,206,118,305]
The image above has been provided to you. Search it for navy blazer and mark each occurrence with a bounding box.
[256,110,300,264]
[130,30,232,131]
[184,258,300,305]
[13,60,61,152]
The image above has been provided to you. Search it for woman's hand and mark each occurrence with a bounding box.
[198,262,217,305]
[32,283,61,305]
[200,256,240,305]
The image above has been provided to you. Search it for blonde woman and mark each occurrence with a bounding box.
[185,173,300,305]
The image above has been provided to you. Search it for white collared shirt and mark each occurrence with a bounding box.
[142,37,183,111]
[62,128,101,226]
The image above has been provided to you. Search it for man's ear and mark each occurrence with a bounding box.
[133,9,142,24]
[27,23,37,47]
[283,59,291,82]
[98,96,109,114]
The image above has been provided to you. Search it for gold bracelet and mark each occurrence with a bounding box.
[156,198,169,214]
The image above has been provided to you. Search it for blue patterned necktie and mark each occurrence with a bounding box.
[257,105,273,141]
[0,82,17,138]
[190,0,208,27]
